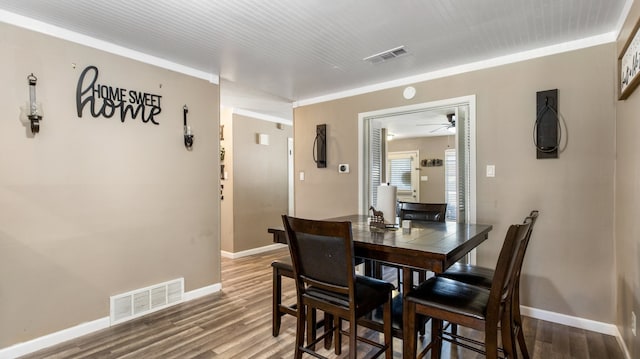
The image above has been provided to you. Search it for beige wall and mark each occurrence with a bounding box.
[388,135,454,203]
[294,44,616,323]
[616,3,640,357]
[231,115,291,252]
[0,23,220,347]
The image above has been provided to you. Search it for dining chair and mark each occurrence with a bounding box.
[438,210,539,358]
[398,202,448,223]
[282,215,394,359]
[271,258,295,337]
[272,258,335,351]
[402,219,532,359]
[271,256,366,339]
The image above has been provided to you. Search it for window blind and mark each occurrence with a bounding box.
[445,149,457,221]
[389,158,412,191]
[369,127,382,207]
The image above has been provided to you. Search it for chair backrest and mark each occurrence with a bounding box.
[281,215,356,299]
[485,220,532,323]
[516,210,539,278]
[522,210,539,249]
[398,202,447,222]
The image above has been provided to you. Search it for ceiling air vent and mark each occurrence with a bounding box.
[363,46,408,64]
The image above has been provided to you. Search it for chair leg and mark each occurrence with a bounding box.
[485,325,499,359]
[516,322,529,359]
[501,309,516,359]
[416,269,426,285]
[349,314,357,359]
[364,259,373,277]
[430,319,443,359]
[307,308,317,351]
[384,292,393,359]
[324,313,333,350]
[373,261,384,279]
[450,323,458,337]
[403,300,417,359]
[335,317,342,355]
[294,305,306,359]
[272,266,282,337]
[513,290,529,359]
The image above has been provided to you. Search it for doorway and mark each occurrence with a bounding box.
[357,95,477,226]
[387,150,420,202]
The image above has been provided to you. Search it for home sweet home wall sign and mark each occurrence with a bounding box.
[619,18,640,100]
[76,65,162,124]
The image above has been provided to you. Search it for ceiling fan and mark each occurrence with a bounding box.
[417,113,456,133]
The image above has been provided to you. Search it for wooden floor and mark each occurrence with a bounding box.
[20,248,625,358]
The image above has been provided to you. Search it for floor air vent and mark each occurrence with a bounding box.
[110,278,184,325]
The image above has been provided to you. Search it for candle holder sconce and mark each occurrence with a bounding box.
[27,73,43,135]
[183,105,194,150]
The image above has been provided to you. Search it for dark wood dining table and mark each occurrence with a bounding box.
[269,214,493,297]
[269,214,493,351]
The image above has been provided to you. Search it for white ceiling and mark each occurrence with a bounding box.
[374,107,458,139]
[0,0,630,123]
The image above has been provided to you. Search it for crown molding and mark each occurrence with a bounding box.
[294,32,616,108]
[0,9,219,84]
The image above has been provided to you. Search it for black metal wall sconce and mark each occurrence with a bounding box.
[313,124,326,168]
[27,73,43,134]
[183,105,194,149]
[534,89,560,159]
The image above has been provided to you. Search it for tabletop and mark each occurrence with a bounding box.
[269,214,493,274]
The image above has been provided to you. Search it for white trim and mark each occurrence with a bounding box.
[221,243,287,259]
[231,108,293,126]
[295,33,615,108]
[357,95,476,222]
[0,10,218,84]
[521,305,618,336]
[521,306,631,358]
[0,283,222,359]
[288,137,295,215]
[0,317,110,359]
[0,289,626,358]
[615,327,633,359]
[467,98,477,264]
[183,283,222,301]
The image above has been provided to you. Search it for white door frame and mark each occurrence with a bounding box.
[358,94,477,225]
[288,137,294,215]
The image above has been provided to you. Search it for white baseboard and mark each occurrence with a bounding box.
[183,283,222,301]
[521,305,618,335]
[221,243,287,259]
[1,286,626,359]
[0,317,110,359]
[517,306,631,358]
[614,327,633,359]
[0,283,222,359]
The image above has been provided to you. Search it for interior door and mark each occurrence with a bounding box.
[387,151,420,202]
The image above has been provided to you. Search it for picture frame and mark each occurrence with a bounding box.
[619,17,640,100]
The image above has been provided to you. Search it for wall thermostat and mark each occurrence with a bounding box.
[338,164,350,173]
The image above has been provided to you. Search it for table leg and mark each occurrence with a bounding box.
[402,267,413,295]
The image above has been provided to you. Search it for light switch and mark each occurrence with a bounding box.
[486,165,495,177]
[421,176,428,181]
[299,172,305,181]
